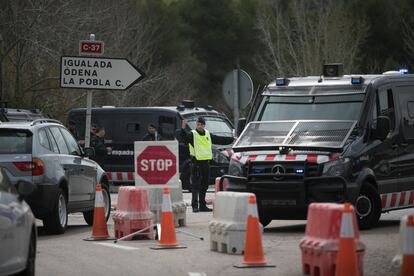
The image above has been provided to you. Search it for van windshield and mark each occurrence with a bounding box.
[255,94,365,121]
[187,117,233,137]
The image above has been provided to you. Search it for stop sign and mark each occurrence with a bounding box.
[136,145,177,185]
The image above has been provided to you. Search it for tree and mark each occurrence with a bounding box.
[254,0,368,81]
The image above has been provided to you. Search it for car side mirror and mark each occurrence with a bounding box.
[83,147,95,158]
[15,180,35,201]
[237,118,247,137]
[373,116,391,140]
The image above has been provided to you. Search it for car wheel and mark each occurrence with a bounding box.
[83,185,111,226]
[43,188,68,234]
[355,182,381,230]
[17,228,36,276]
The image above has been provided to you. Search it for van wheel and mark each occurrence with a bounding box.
[355,183,381,230]
[83,185,111,226]
[43,188,68,234]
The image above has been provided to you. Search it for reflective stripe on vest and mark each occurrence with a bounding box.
[192,129,212,160]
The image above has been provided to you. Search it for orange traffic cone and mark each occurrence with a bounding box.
[84,184,114,241]
[234,195,275,268]
[401,215,414,276]
[150,187,186,249]
[335,203,359,276]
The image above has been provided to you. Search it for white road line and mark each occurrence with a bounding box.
[96,242,139,251]
[188,273,207,276]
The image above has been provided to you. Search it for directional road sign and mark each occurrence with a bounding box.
[60,56,145,90]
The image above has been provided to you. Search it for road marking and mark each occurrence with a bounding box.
[188,273,207,276]
[96,242,138,251]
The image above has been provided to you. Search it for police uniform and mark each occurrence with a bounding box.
[180,123,233,212]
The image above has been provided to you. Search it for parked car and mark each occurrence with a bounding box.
[227,64,414,229]
[0,119,111,234]
[0,167,36,276]
[67,100,234,190]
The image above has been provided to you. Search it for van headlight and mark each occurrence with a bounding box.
[322,158,351,177]
[212,149,231,164]
[228,158,244,176]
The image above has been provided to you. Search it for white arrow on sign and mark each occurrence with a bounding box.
[60,56,145,90]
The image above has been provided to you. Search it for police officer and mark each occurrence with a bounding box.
[180,116,233,212]
[142,124,162,141]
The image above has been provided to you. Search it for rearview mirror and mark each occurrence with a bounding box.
[83,147,95,158]
[373,116,391,140]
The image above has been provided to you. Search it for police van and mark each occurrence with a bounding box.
[226,64,414,229]
[67,101,234,190]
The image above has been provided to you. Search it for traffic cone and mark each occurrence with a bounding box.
[150,187,186,249]
[335,203,359,276]
[401,215,414,276]
[234,195,275,268]
[84,184,114,241]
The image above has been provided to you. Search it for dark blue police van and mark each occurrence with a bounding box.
[225,64,414,229]
[67,101,234,190]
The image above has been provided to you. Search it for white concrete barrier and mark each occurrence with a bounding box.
[209,191,258,254]
[146,183,186,227]
[392,214,414,267]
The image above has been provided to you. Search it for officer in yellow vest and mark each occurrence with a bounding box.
[180,116,233,212]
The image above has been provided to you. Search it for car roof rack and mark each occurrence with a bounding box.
[30,118,62,126]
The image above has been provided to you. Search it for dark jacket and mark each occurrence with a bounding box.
[179,128,233,162]
[142,132,162,141]
[90,133,106,163]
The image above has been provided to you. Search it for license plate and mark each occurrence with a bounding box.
[261,199,297,206]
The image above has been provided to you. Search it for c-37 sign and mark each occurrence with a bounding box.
[60,56,145,90]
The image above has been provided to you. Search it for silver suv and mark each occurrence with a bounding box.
[0,119,110,234]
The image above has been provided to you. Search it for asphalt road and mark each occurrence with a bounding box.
[35,191,406,276]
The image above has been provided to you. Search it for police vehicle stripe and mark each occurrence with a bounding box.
[381,190,414,211]
[232,153,335,164]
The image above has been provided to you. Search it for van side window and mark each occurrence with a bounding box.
[159,116,176,140]
[376,88,395,131]
[127,123,140,133]
[396,85,414,139]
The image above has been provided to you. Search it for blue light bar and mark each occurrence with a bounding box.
[399,68,409,74]
[254,168,264,174]
[295,168,304,174]
[276,78,289,86]
[351,77,364,85]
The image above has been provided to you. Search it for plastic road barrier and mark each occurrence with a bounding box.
[209,191,256,254]
[215,177,229,192]
[300,203,365,276]
[112,186,155,240]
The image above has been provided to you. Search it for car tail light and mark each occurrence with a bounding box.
[14,157,45,176]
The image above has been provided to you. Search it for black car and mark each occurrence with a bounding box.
[225,64,414,229]
[67,101,234,190]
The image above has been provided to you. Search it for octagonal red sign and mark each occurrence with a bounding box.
[136,145,177,185]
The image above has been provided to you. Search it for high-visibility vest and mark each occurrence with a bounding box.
[189,143,195,157]
[191,129,212,160]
